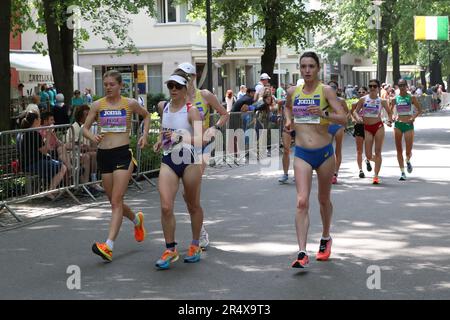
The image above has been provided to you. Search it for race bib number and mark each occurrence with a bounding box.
[396,102,412,116]
[99,109,127,133]
[363,101,381,118]
[293,97,321,124]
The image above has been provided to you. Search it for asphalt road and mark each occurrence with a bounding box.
[1,109,450,300]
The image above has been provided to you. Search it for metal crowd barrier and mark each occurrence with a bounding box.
[1,110,284,223]
[0,124,79,223]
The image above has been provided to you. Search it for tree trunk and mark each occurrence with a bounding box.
[261,0,281,87]
[377,28,389,84]
[430,55,443,87]
[0,0,11,131]
[420,71,427,91]
[43,0,74,110]
[392,36,401,85]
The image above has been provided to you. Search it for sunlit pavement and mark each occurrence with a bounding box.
[1,109,450,299]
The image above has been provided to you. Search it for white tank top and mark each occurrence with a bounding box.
[363,96,382,118]
[161,102,194,155]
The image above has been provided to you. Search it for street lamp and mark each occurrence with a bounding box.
[206,0,213,92]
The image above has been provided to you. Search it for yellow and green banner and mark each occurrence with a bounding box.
[414,16,449,41]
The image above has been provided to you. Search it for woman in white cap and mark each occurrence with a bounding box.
[170,62,229,250]
[153,72,205,269]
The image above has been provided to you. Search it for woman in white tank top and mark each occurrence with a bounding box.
[153,74,205,269]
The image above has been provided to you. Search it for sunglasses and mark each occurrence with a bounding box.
[167,82,185,90]
[399,83,407,87]
[358,91,366,94]
[330,85,338,90]
[369,85,378,89]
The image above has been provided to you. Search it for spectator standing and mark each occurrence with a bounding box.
[53,93,70,125]
[71,90,85,123]
[255,73,271,101]
[39,84,50,112]
[225,90,236,112]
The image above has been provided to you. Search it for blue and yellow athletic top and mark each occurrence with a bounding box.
[97,96,132,134]
[193,89,210,129]
[291,83,330,125]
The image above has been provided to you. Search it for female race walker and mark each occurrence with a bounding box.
[327,80,349,184]
[390,79,422,181]
[284,52,347,268]
[354,79,393,185]
[83,70,150,262]
[350,86,368,178]
[173,63,229,250]
[153,73,205,270]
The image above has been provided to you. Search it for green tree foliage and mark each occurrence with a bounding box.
[187,0,330,84]
[319,0,450,87]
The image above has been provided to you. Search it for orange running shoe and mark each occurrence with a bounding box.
[92,242,113,262]
[316,238,332,261]
[291,252,309,268]
[373,177,380,184]
[155,249,179,270]
[184,245,202,263]
[134,211,146,242]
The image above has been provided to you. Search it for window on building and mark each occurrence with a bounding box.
[94,66,104,97]
[179,2,188,22]
[147,65,162,95]
[157,0,178,23]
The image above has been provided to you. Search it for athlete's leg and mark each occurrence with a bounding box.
[158,164,180,244]
[316,156,335,238]
[282,131,291,175]
[373,126,385,177]
[106,162,134,241]
[334,128,344,176]
[293,157,313,252]
[182,164,204,241]
[356,136,364,171]
[364,130,374,162]
[404,129,414,162]
[394,127,404,171]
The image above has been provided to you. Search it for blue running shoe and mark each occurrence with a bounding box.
[406,161,413,174]
[278,174,288,184]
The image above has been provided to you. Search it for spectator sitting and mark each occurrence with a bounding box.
[53,93,70,125]
[40,111,73,179]
[20,95,40,117]
[66,105,103,193]
[19,111,67,199]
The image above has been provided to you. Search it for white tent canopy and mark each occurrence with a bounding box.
[10,51,91,73]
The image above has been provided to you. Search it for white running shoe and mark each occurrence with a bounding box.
[199,225,210,250]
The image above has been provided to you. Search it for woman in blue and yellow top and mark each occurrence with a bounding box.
[284,52,347,269]
[82,70,150,262]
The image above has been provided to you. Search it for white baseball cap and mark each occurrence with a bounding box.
[177,62,196,75]
[56,93,65,105]
[165,74,188,86]
[260,73,271,80]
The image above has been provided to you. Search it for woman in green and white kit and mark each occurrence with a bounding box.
[390,79,422,181]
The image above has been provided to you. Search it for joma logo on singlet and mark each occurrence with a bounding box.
[102,110,124,116]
